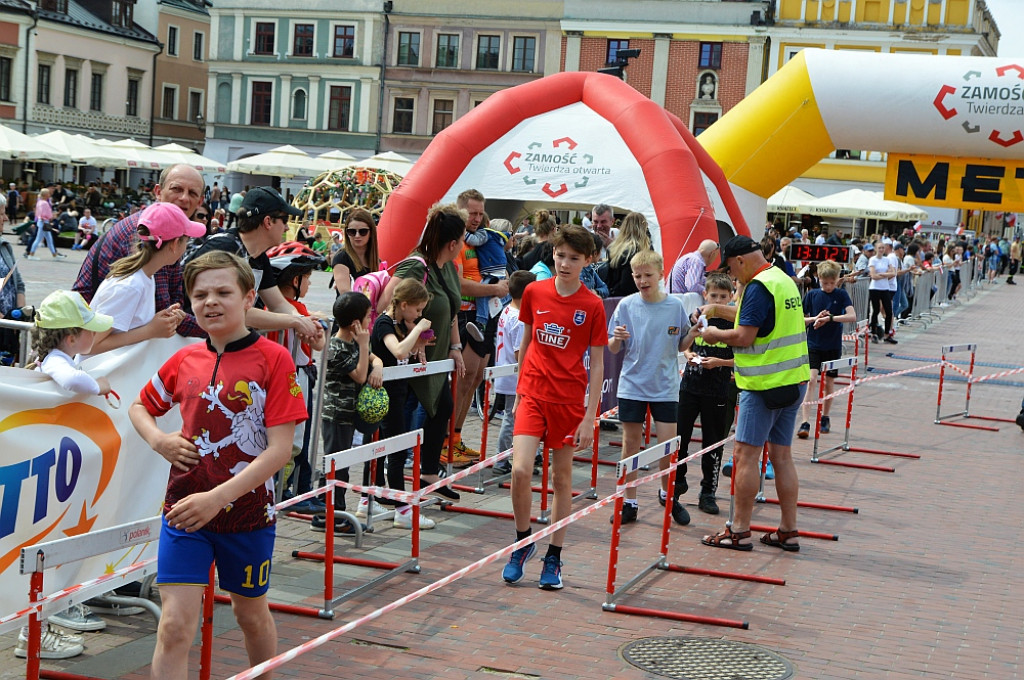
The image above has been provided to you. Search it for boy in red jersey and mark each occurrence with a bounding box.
[502,225,606,590]
[129,251,307,680]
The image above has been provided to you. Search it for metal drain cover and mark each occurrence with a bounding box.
[620,636,794,680]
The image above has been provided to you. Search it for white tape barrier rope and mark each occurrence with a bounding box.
[331,448,513,504]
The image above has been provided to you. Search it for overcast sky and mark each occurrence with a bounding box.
[985,0,1024,57]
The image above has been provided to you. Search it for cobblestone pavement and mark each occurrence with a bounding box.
[2,245,1022,679]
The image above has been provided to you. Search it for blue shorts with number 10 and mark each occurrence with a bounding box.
[156,516,276,598]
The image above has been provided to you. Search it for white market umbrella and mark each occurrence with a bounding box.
[353,151,414,176]
[314,149,357,172]
[33,131,125,168]
[768,185,816,213]
[0,124,71,163]
[102,138,165,170]
[795,188,928,221]
[152,143,227,173]
[227,145,325,178]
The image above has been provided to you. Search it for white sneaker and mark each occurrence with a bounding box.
[25,255,39,260]
[354,497,385,519]
[49,604,106,632]
[20,624,84,645]
[392,509,435,530]
[15,626,84,659]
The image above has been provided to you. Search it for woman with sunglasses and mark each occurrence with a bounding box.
[332,208,380,295]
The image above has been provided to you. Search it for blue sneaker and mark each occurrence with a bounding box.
[502,543,536,584]
[765,460,775,480]
[538,554,563,590]
[722,460,733,478]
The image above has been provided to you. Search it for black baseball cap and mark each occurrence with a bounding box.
[239,186,302,218]
[720,235,761,260]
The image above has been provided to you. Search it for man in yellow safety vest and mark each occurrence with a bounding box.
[693,235,810,553]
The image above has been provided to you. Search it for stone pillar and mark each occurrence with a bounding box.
[650,33,671,106]
[564,31,582,72]
[307,75,320,130]
[745,35,768,96]
[231,72,242,125]
[279,74,291,128]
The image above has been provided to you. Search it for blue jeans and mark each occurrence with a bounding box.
[29,221,55,255]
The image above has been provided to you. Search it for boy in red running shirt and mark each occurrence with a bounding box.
[502,225,606,590]
[129,251,307,680]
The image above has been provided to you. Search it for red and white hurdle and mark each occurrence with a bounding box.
[935,343,1020,430]
[603,437,784,630]
[810,356,922,473]
[13,516,161,680]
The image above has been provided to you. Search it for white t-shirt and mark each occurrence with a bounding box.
[38,349,100,395]
[78,215,97,232]
[91,268,156,332]
[868,254,893,291]
[887,253,901,291]
[493,303,524,396]
[815,234,826,245]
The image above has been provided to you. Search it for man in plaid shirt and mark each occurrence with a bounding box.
[73,164,207,337]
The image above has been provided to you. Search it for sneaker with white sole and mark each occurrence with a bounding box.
[354,497,385,519]
[20,624,84,645]
[49,604,106,632]
[538,554,563,590]
[502,543,536,584]
[15,626,84,659]
[392,509,435,530]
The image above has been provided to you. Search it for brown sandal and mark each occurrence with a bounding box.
[760,529,800,552]
[702,526,753,551]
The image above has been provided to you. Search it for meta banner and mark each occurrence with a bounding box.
[884,153,1024,212]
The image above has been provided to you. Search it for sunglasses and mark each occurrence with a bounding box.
[195,213,208,219]
[347,228,370,237]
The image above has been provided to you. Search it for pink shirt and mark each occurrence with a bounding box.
[35,198,52,222]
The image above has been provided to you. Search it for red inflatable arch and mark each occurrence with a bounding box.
[378,71,749,266]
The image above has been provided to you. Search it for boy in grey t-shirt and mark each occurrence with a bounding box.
[607,250,690,526]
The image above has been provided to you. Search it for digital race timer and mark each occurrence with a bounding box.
[786,244,852,263]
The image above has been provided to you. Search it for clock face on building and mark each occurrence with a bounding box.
[787,244,852,263]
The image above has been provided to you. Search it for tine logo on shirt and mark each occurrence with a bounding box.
[537,322,569,348]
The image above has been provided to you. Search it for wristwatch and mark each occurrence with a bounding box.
[828,312,834,321]
[450,343,463,351]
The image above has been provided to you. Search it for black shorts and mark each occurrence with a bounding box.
[617,397,678,424]
[458,310,498,358]
[808,348,842,377]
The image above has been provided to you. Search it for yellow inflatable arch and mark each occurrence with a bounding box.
[701,49,1024,227]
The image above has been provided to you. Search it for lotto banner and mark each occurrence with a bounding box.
[0,337,195,620]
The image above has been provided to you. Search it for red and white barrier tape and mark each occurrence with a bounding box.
[965,364,1024,384]
[0,558,156,630]
[226,476,630,680]
[331,448,514,502]
[941,361,972,379]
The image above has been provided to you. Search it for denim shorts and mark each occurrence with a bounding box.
[735,383,807,448]
[617,397,678,424]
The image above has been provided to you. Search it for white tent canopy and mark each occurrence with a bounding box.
[353,151,414,176]
[100,138,164,170]
[226,145,326,178]
[152,143,227,173]
[314,149,357,172]
[0,124,70,163]
[795,188,928,221]
[768,185,816,213]
[32,131,124,168]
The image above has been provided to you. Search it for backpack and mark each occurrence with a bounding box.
[352,255,427,323]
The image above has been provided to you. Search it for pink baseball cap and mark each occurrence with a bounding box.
[138,202,206,248]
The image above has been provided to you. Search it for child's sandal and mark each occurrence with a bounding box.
[760,528,800,552]
[701,526,753,551]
